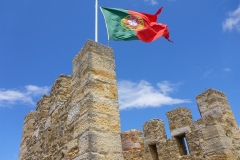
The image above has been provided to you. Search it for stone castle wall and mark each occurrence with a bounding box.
[19,40,240,160]
[19,40,123,160]
[122,89,240,160]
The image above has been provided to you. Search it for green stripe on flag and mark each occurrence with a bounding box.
[100,7,138,41]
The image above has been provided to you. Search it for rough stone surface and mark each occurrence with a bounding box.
[18,40,123,160]
[121,130,144,151]
[19,41,240,160]
[122,89,239,160]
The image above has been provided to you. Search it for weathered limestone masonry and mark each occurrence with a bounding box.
[19,40,240,160]
[19,40,123,160]
[122,89,240,160]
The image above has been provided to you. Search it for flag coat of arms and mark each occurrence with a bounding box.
[100,7,172,42]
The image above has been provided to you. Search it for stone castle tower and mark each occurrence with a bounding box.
[19,40,240,160]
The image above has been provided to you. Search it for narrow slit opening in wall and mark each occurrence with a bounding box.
[149,144,159,160]
[184,137,190,155]
[175,134,190,155]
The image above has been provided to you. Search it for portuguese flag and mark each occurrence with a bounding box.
[100,7,172,43]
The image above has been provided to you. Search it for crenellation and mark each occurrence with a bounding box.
[143,119,166,140]
[23,110,37,124]
[19,40,239,160]
[167,107,194,137]
[77,40,114,59]
[36,94,50,111]
[21,111,37,149]
[122,88,240,160]
[143,119,167,148]
[121,129,144,151]
[196,88,230,117]
[50,75,72,104]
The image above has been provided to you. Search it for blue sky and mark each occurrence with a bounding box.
[1,0,240,159]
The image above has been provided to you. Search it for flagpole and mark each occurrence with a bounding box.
[95,0,98,42]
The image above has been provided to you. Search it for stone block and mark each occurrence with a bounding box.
[121,130,144,151]
[186,130,203,156]
[201,107,222,118]
[67,139,79,159]
[38,111,49,121]
[157,138,181,160]
[72,50,89,77]
[194,119,205,130]
[36,94,50,112]
[34,127,40,138]
[70,87,85,105]
[201,125,226,140]
[205,149,235,160]
[202,114,224,126]
[89,52,115,71]
[67,139,78,152]
[51,108,59,124]
[67,104,80,125]
[123,150,147,160]
[79,131,122,155]
[196,89,235,122]
[88,111,109,132]
[72,152,105,160]
[79,95,119,117]
[50,75,71,94]
[90,68,116,83]
[44,117,51,130]
[109,115,121,134]
[166,107,194,133]
[83,81,118,100]
[207,99,229,112]
[201,136,232,154]
[143,118,167,141]
[171,126,191,137]
[73,113,89,139]
[105,153,124,160]
[24,111,37,124]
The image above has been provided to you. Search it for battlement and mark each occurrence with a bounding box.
[196,88,230,118]
[121,129,144,151]
[18,40,123,160]
[23,110,37,124]
[123,88,240,160]
[19,41,240,160]
[166,107,194,137]
[36,94,50,111]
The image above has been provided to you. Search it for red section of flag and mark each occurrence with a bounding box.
[128,7,173,43]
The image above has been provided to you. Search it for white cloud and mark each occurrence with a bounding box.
[0,85,49,107]
[223,5,240,32]
[25,85,49,95]
[222,68,231,72]
[157,81,176,95]
[204,69,213,77]
[118,80,190,110]
[144,0,158,5]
